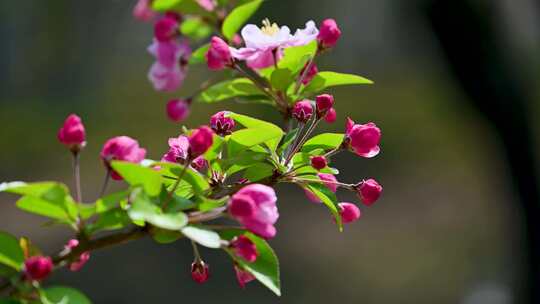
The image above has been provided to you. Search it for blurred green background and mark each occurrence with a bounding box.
[1,0,539,303]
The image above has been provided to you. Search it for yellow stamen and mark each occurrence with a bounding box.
[261,18,280,36]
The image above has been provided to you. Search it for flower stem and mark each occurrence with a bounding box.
[191,240,202,262]
[72,152,82,203]
[163,162,190,210]
[293,54,316,95]
[292,177,354,190]
[98,169,111,198]
[284,117,322,166]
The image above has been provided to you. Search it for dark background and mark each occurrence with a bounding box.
[1,0,539,303]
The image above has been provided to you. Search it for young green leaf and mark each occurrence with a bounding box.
[151,228,183,244]
[180,18,212,41]
[302,71,373,95]
[128,190,188,230]
[111,161,163,196]
[86,208,131,234]
[40,286,92,304]
[243,163,274,181]
[189,43,210,65]
[181,226,222,248]
[301,133,344,152]
[229,112,284,152]
[222,0,264,40]
[0,232,24,270]
[197,78,265,103]
[305,183,343,230]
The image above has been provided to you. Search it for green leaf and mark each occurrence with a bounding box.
[166,165,210,194]
[153,0,211,15]
[111,162,163,196]
[189,43,209,65]
[151,228,183,244]
[305,183,342,230]
[301,133,344,152]
[222,0,263,40]
[181,226,221,248]
[95,190,129,213]
[228,128,282,156]
[128,190,188,230]
[229,113,284,152]
[180,18,212,41]
[0,299,21,304]
[41,286,92,304]
[196,196,228,212]
[86,208,131,234]
[16,196,71,221]
[221,231,280,296]
[197,78,265,103]
[303,71,373,95]
[270,69,293,91]
[0,232,24,270]
[243,163,274,181]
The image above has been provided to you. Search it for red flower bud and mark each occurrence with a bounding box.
[292,100,313,123]
[166,99,190,122]
[58,114,86,152]
[318,18,342,48]
[64,239,90,272]
[310,156,327,170]
[191,260,210,284]
[345,118,381,158]
[154,16,179,42]
[100,136,146,180]
[188,126,214,158]
[234,264,255,288]
[191,156,208,172]
[300,62,318,85]
[338,202,361,223]
[324,108,337,123]
[356,179,382,206]
[24,256,53,281]
[210,111,235,136]
[315,94,334,117]
[230,236,258,262]
[206,37,232,70]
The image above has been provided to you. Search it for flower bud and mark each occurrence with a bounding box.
[58,114,86,152]
[132,0,157,22]
[356,179,382,206]
[191,260,210,284]
[64,239,90,272]
[191,156,208,172]
[324,107,337,123]
[292,100,313,123]
[24,256,53,281]
[315,94,334,117]
[338,202,361,223]
[188,126,214,158]
[234,264,255,288]
[166,98,190,122]
[229,194,256,218]
[206,37,233,70]
[345,118,381,158]
[100,136,147,180]
[230,236,258,262]
[300,62,318,85]
[154,16,179,42]
[196,0,216,11]
[210,111,235,136]
[318,18,341,48]
[304,173,338,203]
[310,156,327,170]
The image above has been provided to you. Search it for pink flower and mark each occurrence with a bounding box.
[230,20,319,69]
[206,37,233,70]
[345,118,381,158]
[24,256,53,281]
[147,39,191,92]
[292,100,313,123]
[57,114,86,151]
[310,156,327,170]
[154,15,179,42]
[64,239,90,272]
[161,135,190,163]
[228,184,279,239]
[356,179,382,206]
[324,108,337,123]
[191,156,208,172]
[196,0,216,11]
[234,265,255,288]
[188,126,214,158]
[132,0,157,22]
[100,136,147,180]
[191,261,210,284]
[338,202,361,223]
[304,173,338,203]
[315,94,334,117]
[148,62,186,92]
[210,111,235,136]
[166,99,190,122]
[318,18,341,48]
[300,62,318,85]
[230,235,258,262]
[232,34,243,46]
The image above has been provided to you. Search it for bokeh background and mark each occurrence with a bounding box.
[1,0,540,303]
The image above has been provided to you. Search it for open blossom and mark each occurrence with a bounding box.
[345,118,381,158]
[191,260,210,284]
[230,19,319,69]
[324,108,337,123]
[64,239,90,272]
[24,256,53,281]
[206,37,232,70]
[188,126,214,158]
[356,179,382,206]
[228,184,279,239]
[230,236,258,262]
[57,114,86,151]
[132,0,157,22]
[210,111,235,136]
[234,265,255,288]
[300,62,318,85]
[166,98,190,122]
[292,100,313,123]
[161,135,189,163]
[101,136,146,180]
[318,18,341,48]
[148,39,191,92]
[154,15,179,42]
[338,202,361,223]
[305,173,338,203]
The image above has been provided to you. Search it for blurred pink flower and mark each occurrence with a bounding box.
[100,136,146,180]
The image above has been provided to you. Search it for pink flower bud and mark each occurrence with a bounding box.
[161,135,189,163]
[24,256,53,281]
[318,18,341,48]
[166,98,190,122]
[356,179,382,206]
[234,265,255,288]
[64,239,90,272]
[188,126,214,158]
[132,0,157,22]
[324,108,337,123]
[292,100,313,123]
[304,173,338,203]
[196,0,216,11]
[338,202,361,223]
[206,37,232,70]
[230,235,258,262]
[191,156,208,172]
[191,261,210,284]
[210,111,235,136]
[345,118,381,158]
[232,34,243,46]
[58,114,86,152]
[300,62,318,85]
[310,156,327,170]
[315,94,334,117]
[154,16,179,42]
[100,136,147,180]
[228,184,279,239]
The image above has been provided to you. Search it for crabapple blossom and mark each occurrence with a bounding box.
[132,0,156,22]
[338,202,361,223]
[324,108,337,123]
[166,98,190,122]
[57,114,86,152]
[300,62,318,85]
[305,173,338,203]
[154,15,179,42]
[315,94,334,117]
[292,100,313,123]
[230,235,258,262]
[161,135,189,163]
[210,111,235,136]
[24,256,53,281]
[206,37,233,70]
[318,18,341,48]
[356,179,382,206]
[310,156,327,170]
[234,265,255,288]
[100,136,146,180]
[345,118,381,158]
[188,126,214,158]
[191,260,210,284]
